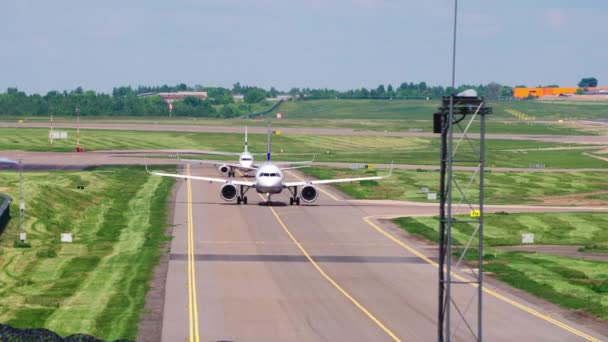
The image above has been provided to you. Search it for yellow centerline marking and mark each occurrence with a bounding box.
[284,165,601,340]
[254,191,401,342]
[363,215,603,342]
[186,164,200,342]
[284,170,341,201]
[241,169,600,341]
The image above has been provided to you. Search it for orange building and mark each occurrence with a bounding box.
[513,87,578,98]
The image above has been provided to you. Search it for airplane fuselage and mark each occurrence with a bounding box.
[254,163,284,194]
[238,151,254,169]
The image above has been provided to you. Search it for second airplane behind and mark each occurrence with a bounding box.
[178,126,312,177]
[150,123,391,205]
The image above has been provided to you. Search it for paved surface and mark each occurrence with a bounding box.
[2,122,607,144]
[1,151,606,340]
[160,166,607,342]
[2,150,607,174]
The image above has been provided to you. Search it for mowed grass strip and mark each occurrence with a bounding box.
[0,166,175,340]
[279,99,608,120]
[300,167,608,205]
[0,127,603,168]
[394,212,608,247]
[392,213,608,320]
[278,99,438,120]
[492,100,608,120]
[274,99,598,134]
[2,114,587,135]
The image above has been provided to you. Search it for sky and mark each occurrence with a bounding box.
[1,0,607,94]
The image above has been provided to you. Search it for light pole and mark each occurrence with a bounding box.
[75,107,82,152]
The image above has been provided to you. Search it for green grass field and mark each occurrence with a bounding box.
[301,167,608,204]
[393,213,608,319]
[278,99,437,120]
[277,99,608,120]
[492,100,608,119]
[0,166,175,339]
[3,97,603,135]
[394,212,608,247]
[1,127,604,168]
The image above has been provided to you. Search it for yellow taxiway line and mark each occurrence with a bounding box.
[362,216,602,342]
[254,191,401,342]
[186,164,200,342]
[252,170,601,341]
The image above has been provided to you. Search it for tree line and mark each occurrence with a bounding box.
[0,85,259,118]
[0,80,567,118]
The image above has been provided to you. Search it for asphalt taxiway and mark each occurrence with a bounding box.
[160,165,607,342]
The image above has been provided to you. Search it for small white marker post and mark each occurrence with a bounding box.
[427,192,437,200]
[61,233,73,243]
[522,233,534,244]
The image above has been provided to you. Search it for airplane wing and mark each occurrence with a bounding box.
[0,158,18,164]
[279,165,310,171]
[149,170,255,186]
[195,151,242,156]
[283,163,392,187]
[179,158,257,172]
[284,175,383,187]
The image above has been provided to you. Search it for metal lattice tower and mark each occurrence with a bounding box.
[435,96,491,341]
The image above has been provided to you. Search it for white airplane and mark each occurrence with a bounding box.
[149,123,392,205]
[0,158,18,165]
[178,127,313,177]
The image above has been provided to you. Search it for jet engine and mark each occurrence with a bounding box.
[300,185,318,203]
[218,164,230,175]
[220,184,238,201]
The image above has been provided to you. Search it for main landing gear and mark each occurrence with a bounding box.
[287,187,300,205]
[228,170,236,177]
[236,185,249,205]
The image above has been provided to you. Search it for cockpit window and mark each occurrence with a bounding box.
[261,172,279,177]
[241,157,252,161]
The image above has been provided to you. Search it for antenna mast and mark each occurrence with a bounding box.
[19,159,25,241]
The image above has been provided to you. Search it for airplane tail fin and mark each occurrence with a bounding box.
[266,121,271,162]
[244,126,249,153]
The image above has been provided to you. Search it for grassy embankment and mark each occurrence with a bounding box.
[3,98,605,135]
[0,127,605,169]
[300,166,608,205]
[0,166,175,340]
[492,99,608,120]
[275,99,605,134]
[392,213,608,320]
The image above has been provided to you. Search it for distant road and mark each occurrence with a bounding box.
[1,151,607,173]
[1,122,607,144]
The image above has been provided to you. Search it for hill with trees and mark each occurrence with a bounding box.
[0,81,514,117]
